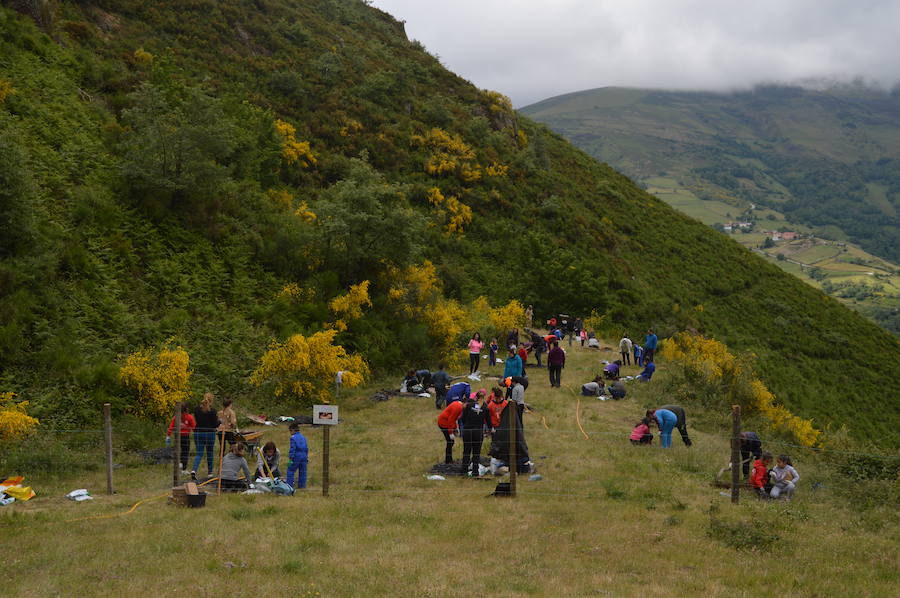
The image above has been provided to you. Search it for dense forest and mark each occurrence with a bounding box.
[1,0,898,445]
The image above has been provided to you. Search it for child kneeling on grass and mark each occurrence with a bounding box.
[750,451,774,498]
[770,454,800,500]
[629,418,653,445]
[287,422,309,490]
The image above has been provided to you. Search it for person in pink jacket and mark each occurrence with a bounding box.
[629,418,653,445]
[467,332,484,374]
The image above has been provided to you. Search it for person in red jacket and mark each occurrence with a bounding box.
[167,403,197,474]
[750,451,773,498]
[437,399,464,464]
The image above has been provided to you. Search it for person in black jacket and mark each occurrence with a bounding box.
[739,431,763,478]
[431,364,451,410]
[191,392,219,477]
[460,391,486,476]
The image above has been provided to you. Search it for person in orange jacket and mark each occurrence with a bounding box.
[437,399,464,464]
[484,387,508,433]
[750,451,773,498]
[167,403,197,474]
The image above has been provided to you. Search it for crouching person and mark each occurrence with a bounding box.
[750,451,773,498]
[220,443,252,491]
[770,454,800,500]
[629,418,653,445]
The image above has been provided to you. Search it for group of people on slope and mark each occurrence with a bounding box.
[618,330,657,367]
[741,431,801,500]
[437,378,530,476]
[166,394,310,490]
[166,393,238,477]
[629,406,693,448]
[216,423,309,491]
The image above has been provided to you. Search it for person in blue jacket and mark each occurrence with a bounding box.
[643,329,659,363]
[637,360,655,382]
[633,344,644,367]
[286,422,309,489]
[502,346,523,379]
[444,381,471,405]
[648,408,678,448]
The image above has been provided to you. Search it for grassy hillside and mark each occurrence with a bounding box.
[0,0,898,449]
[2,344,897,596]
[521,85,900,264]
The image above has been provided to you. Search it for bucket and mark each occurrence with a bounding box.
[187,492,207,508]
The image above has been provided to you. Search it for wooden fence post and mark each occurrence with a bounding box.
[730,404,741,504]
[509,405,517,498]
[173,401,182,488]
[322,425,330,497]
[103,403,114,495]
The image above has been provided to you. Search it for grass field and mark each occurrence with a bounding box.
[2,340,897,597]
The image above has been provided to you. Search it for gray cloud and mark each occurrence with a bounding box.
[371,0,900,106]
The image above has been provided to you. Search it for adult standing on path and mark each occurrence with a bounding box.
[191,392,219,477]
[503,346,523,380]
[658,404,692,446]
[217,397,239,452]
[467,332,484,375]
[167,403,196,474]
[460,393,485,476]
[643,329,658,363]
[524,305,534,329]
[548,341,565,388]
[619,334,633,366]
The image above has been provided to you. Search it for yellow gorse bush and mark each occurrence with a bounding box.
[0,78,16,103]
[119,343,192,418]
[250,329,369,403]
[411,127,476,177]
[275,119,317,168]
[328,281,372,331]
[0,392,39,441]
[426,187,472,236]
[661,332,821,447]
[133,48,154,65]
[488,299,524,336]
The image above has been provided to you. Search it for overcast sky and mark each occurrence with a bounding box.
[370,0,900,107]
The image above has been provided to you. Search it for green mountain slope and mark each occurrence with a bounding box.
[1,1,898,444]
[521,85,900,263]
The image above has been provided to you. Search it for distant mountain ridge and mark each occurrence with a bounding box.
[521,85,900,263]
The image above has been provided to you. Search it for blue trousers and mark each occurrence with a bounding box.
[657,410,677,448]
[192,431,215,473]
[287,460,308,489]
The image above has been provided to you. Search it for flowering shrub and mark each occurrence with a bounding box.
[275,119,316,168]
[133,48,154,65]
[661,332,821,447]
[0,392,39,441]
[119,343,192,418]
[250,329,369,403]
[411,128,476,177]
[0,79,16,103]
[328,281,371,331]
[426,187,472,236]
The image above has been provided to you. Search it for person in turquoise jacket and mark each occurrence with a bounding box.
[648,408,677,448]
[503,346,523,379]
